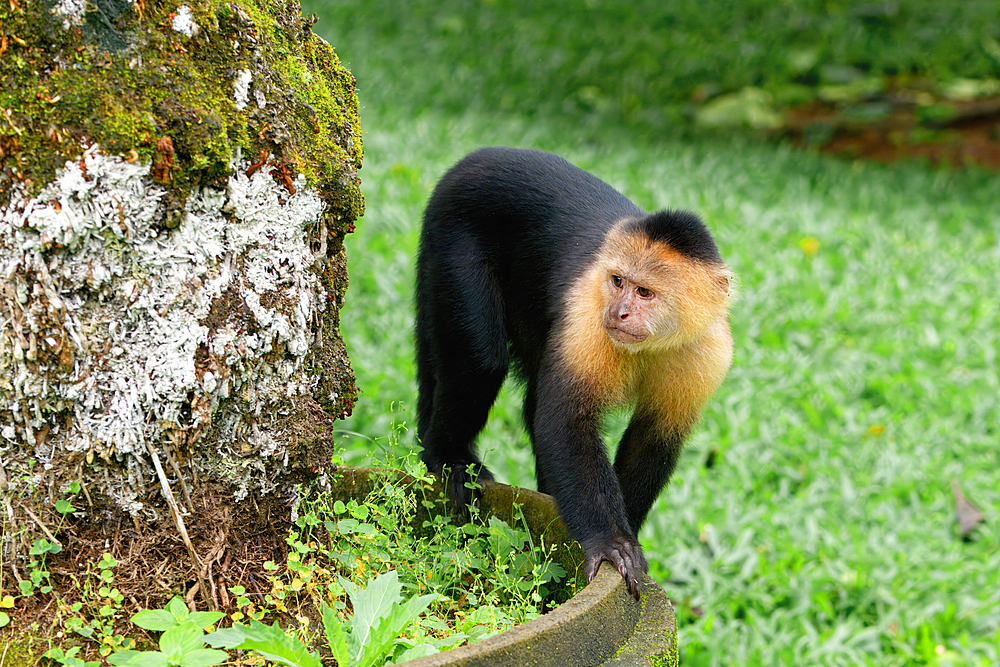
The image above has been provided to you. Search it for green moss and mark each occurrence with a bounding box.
[0,0,363,227]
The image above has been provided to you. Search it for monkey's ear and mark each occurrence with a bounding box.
[719,270,741,305]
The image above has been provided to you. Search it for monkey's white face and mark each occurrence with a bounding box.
[557,224,732,406]
[598,237,730,354]
[602,272,676,346]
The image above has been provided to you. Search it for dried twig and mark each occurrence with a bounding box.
[145,443,213,608]
[161,445,194,511]
[20,504,62,548]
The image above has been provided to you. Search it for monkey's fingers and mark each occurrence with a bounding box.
[584,540,646,601]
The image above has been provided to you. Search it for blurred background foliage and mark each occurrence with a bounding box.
[314,0,1000,135]
[301,1,999,665]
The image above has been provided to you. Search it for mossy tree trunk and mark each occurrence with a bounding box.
[0,0,363,615]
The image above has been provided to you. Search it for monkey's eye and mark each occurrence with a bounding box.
[636,286,654,299]
[611,275,624,288]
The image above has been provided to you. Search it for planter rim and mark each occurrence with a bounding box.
[331,467,676,667]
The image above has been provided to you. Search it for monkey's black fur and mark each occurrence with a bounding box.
[415,147,723,598]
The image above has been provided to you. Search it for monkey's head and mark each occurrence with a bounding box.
[599,216,731,353]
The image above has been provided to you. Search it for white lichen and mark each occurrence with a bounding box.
[172,5,200,38]
[233,69,252,110]
[51,0,85,29]
[0,144,331,511]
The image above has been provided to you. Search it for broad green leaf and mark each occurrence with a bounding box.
[203,624,255,649]
[55,499,76,514]
[320,603,350,666]
[430,632,469,651]
[130,609,178,632]
[178,648,230,667]
[0,611,8,628]
[108,651,170,667]
[241,641,321,667]
[159,622,205,659]
[30,538,61,555]
[166,596,191,622]
[188,611,226,630]
[108,650,141,665]
[339,569,404,649]
[205,620,320,667]
[395,643,439,662]
[358,592,438,667]
[238,620,320,667]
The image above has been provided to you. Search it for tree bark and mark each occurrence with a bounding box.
[0,0,363,610]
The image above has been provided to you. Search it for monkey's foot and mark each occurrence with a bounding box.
[432,462,495,516]
[582,536,648,601]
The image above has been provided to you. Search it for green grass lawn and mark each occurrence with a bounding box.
[304,1,999,664]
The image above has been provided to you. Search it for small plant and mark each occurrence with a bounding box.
[59,553,131,655]
[108,596,227,667]
[313,468,570,635]
[41,646,102,667]
[14,481,81,599]
[226,584,266,623]
[206,569,438,667]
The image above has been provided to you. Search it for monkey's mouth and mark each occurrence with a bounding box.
[606,326,647,343]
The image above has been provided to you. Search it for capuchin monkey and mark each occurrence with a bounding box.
[415,147,733,599]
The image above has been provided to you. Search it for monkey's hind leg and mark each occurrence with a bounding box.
[419,363,506,511]
[415,256,509,512]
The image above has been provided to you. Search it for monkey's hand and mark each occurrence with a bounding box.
[582,535,648,601]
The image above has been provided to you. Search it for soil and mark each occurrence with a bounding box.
[782,94,1000,171]
[2,482,301,662]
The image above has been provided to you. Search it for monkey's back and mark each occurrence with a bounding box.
[418,147,644,369]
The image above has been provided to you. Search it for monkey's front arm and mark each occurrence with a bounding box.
[530,373,648,600]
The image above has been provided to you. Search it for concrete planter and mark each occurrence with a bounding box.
[330,467,678,667]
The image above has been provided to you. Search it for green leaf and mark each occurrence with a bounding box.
[166,596,191,623]
[44,648,68,660]
[0,611,8,628]
[178,648,230,667]
[358,591,438,667]
[130,609,178,632]
[188,611,226,630]
[205,620,320,667]
[108,650,139,665]
[159,622,205,660]
[108,650,170,667]
[339,569,403,648]
[320,603,349,666]
[30,538,62,555]
[395,643,439,662]
[241,641,321,667]
[55,499,76,514]
[203,624,254,649]
[235,619,320,667]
